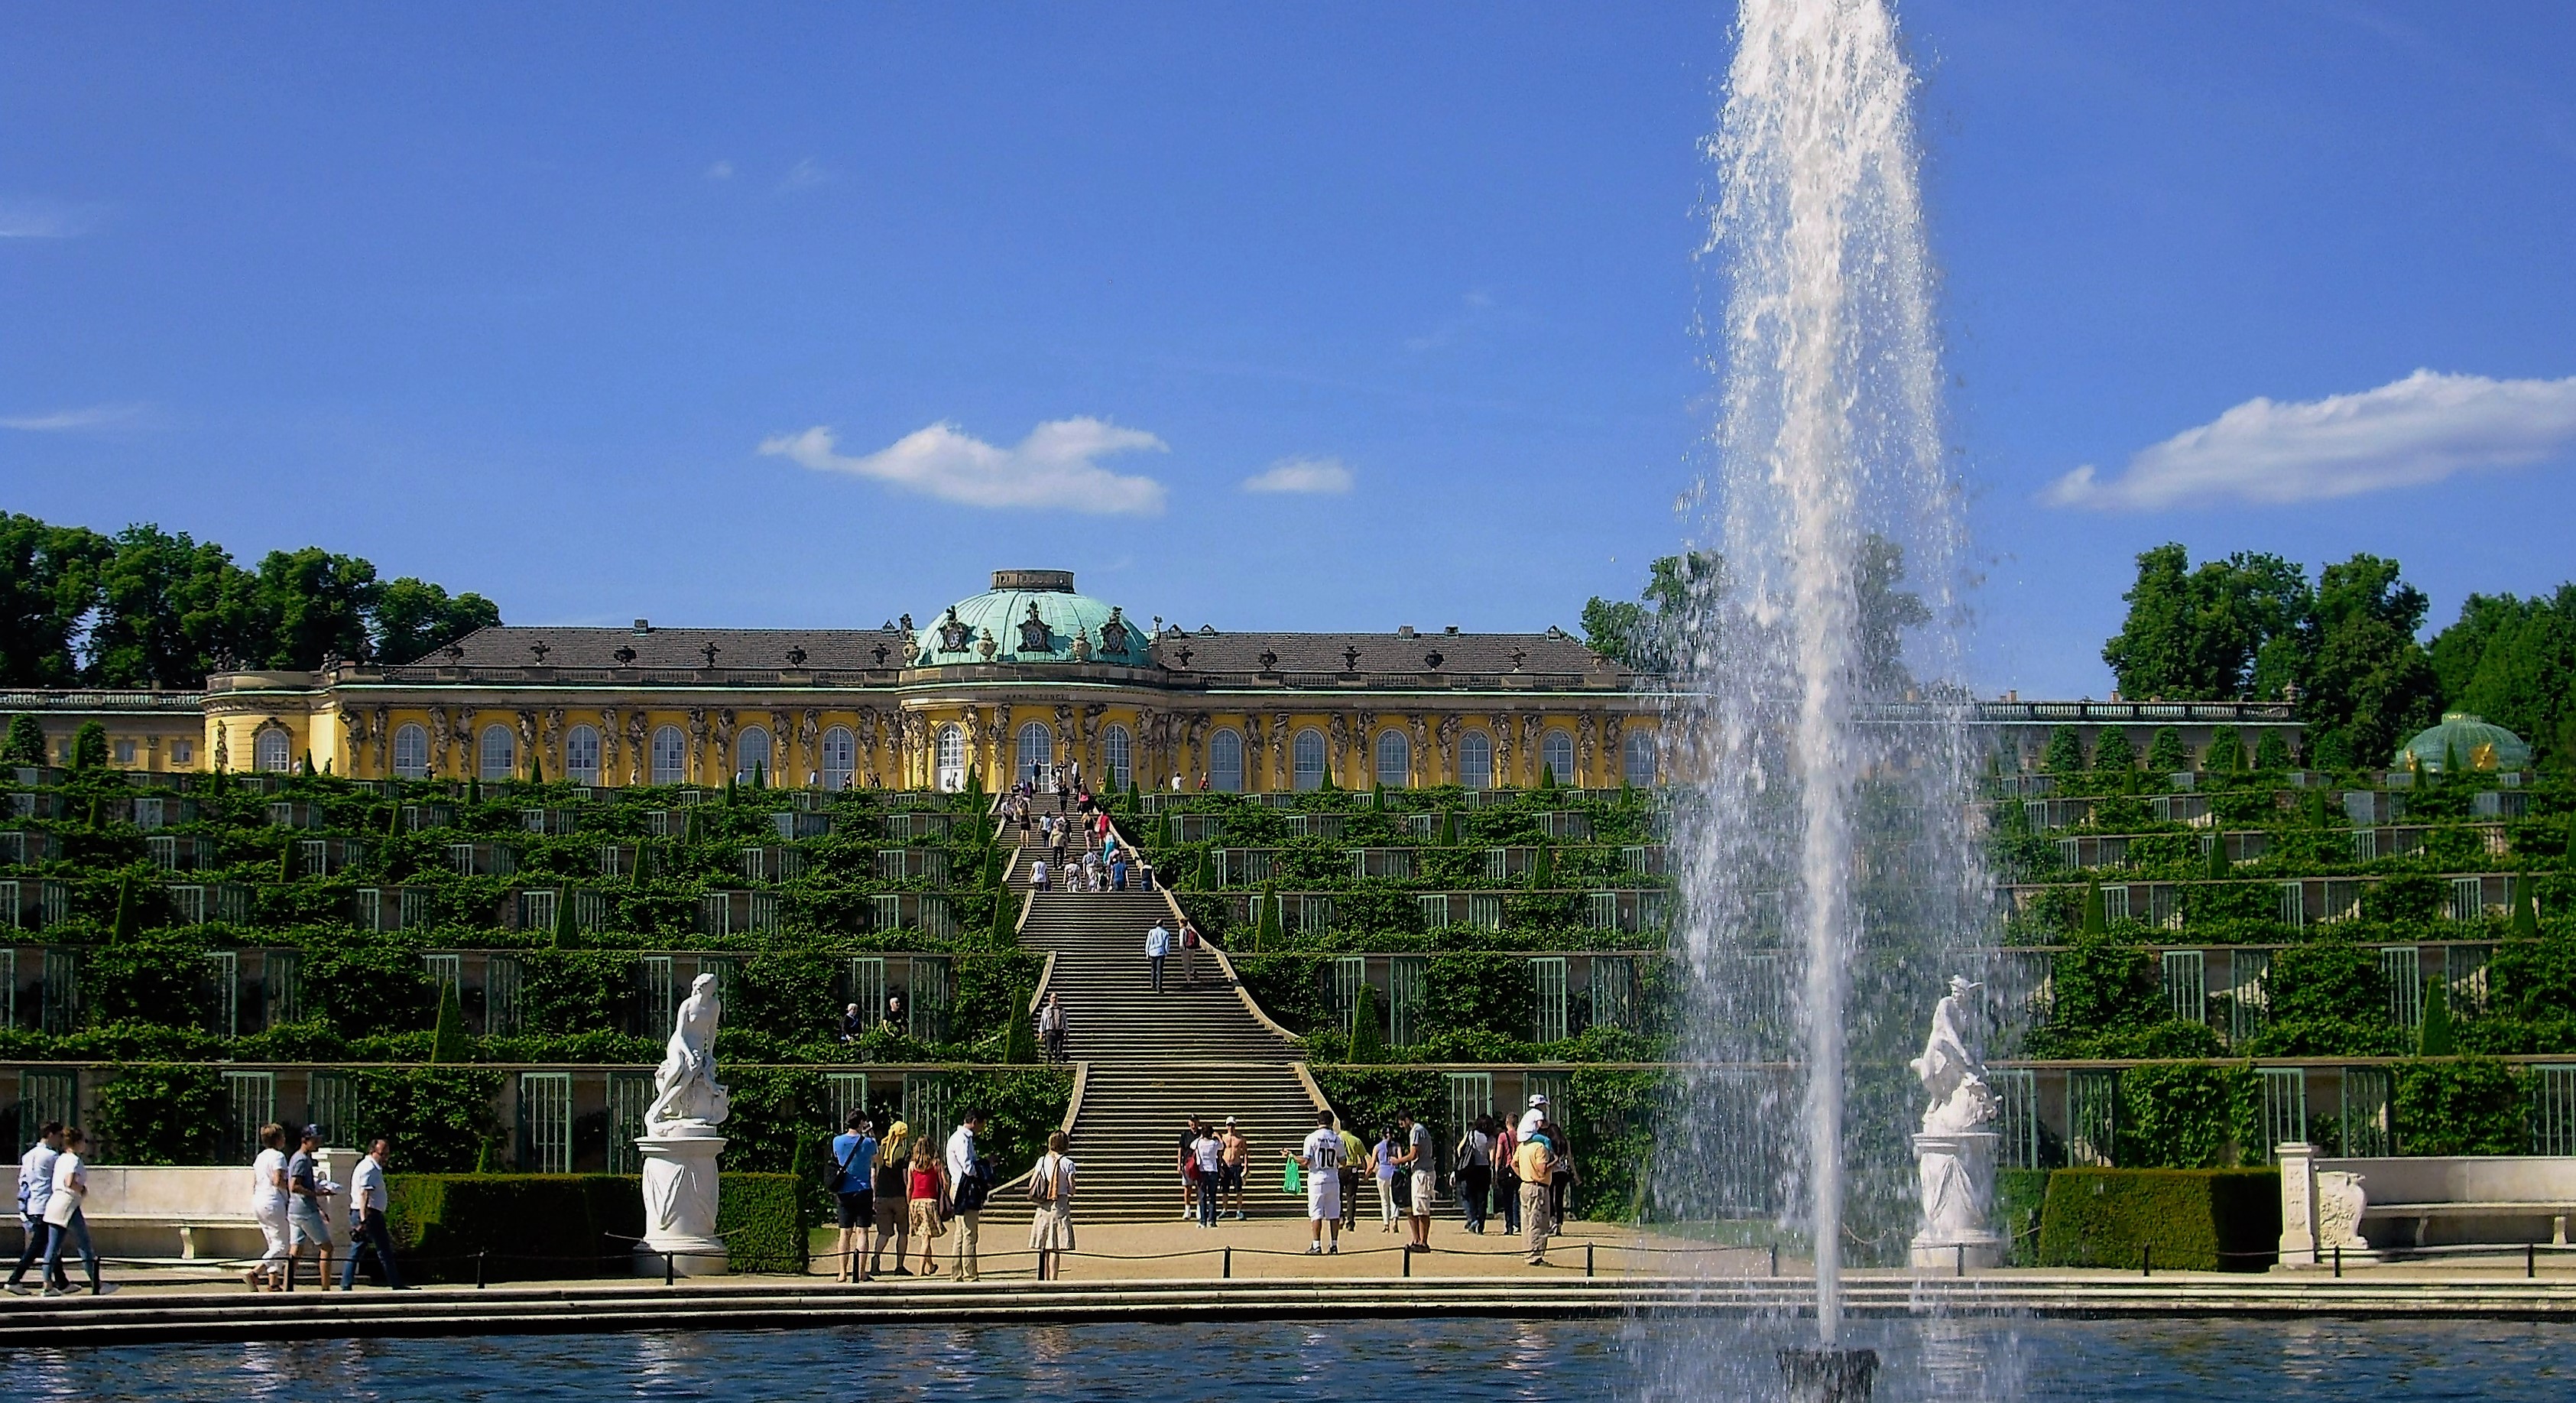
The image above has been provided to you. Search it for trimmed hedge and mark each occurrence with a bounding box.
[384,1171,804,1281]
[2036,1167,2279,1271]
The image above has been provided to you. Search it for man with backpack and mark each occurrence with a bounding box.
[829,1112,878,1282]
[1179,918,1202,986]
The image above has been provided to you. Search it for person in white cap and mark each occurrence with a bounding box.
[1517,1093,1548,1138]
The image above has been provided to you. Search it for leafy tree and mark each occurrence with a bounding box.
[0,512,109,686]
[2202,725,2243,773]
[2145,727,2188,775]
[372,576,503,665]
[70,719,108,769]
[238,547,379,669]
[85,524,252,687]
[2301,554,2441,768]
[2419,982,2455,1057]
[1346,984,1388,1063]
[1579,552,1721,673]
[2041,726,2087,775]
[2425,585,2576,767]
[2,714,43,765]
[1852,534,1932,695]
[2101,544,2310,700]
[2091,727,2139,776]
[2253,730,2293,770]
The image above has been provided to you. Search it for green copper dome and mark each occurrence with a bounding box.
[2396,712,2532,773]
[911,570,1151,668]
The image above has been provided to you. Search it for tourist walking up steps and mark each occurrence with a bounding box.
[1027,1132,1078,1278]
[830,1112,878,1282]
[6,1121,67,1295]
[1515,1126,1556,1266]
[38,1127,99,1296]
[946,1109,991,1281]
[1290,1109,1344,1255]
[246,1123,291,1291]
[1371,1129,1399,1232]
[339,1138,404,1290]
[1179,917,1202,986]
[907,1140,947,1276]
[1037,992,1068,1064]
[871,1121,913,1276]
[1145,920,1171,992]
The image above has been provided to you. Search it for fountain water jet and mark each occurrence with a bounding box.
[1662,0,1978,1384]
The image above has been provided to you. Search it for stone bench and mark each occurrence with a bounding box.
[5,1151,360,1264]
[2279,1143,2576,1264]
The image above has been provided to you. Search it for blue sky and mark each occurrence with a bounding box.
[4,2,2571,696]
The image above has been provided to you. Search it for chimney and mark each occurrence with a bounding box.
[633,619,652,634]
[1397,625,1415,638]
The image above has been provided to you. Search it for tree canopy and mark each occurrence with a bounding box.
[0,512,501,687]
[1582,538,1926,690]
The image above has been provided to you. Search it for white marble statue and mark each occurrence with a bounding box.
[635,973,730,1275]
[646,973,730,1129]
[1909,975,2004,1269]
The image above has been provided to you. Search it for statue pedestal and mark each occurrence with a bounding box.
[635,1122,728,1278]
[1909,1129,2004,1271]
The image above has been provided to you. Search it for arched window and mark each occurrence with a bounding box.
[480,724,516,781]
[735,726,771,784]
[1208,728,1243,793]
[1293,729,1327,791]
[1016,720,1054,788]
[1542,729,1575,786]
[565,725,602,785]
[391,724,430,780]
[936,723,967,792]
[1103,723,1134,791]
[821,726,856,791]
[1624,730,1659,788]
[254,728,293,774]
[1458,729,1493,791]
[1375,729,1411,789]
[651,726,686,785]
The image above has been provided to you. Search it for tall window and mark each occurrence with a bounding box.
[1458,729,1493,790]
[936,723,967,792]
[566,726,602,784]
[480,724,516,781]
[1016,720,1054,787]
[1208,728,1242,793]
[651,726,686,784]
[254,729,293,774]
[391,724,430,780]
[1623,730,1658,787]
[822,726,856,791]
[1375,729,1411,789]
[735,726,771,784]
[1293,729,1327,791]
[1542,729,1575,785]
[1103,723,1134,791]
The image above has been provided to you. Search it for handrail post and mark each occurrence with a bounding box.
[1768,1244,1779,1278]
[2332,1245,2341,1278]
[2531,1243,2539,1280]
[2142,1244,2152,1278]
[1585,1242,1595,1278]
[1403,1245,1412,1278]
[476,1250,487,1289]
[1223,1247,1231,1279]
[1955,1242,1965,1278]
[665,1249,675,1286]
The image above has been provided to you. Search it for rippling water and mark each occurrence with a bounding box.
[37,1317,2576,1401]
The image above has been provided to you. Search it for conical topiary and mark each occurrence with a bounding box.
[529,754,544,784]
[1371,781,1386,811]
[2081,880,2107,935]
[1531,843,1555,890]
[2513,875,2540,940]
[430,980,471,1064]
[1004,986,1038,1064]
[1437,808,1457,846]
[2206,833,2230,881]
[2419,979,2456,1057]
[553,886,579,949]
[1257,882,1283,951]
[112,872,137,943]
[1347,984,1387,1063]
[991,888,1017,943]
[2255,731,2292,771]
[1536,761,1558,791]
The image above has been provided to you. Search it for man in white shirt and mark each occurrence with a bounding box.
[1287,1110,1344,1255]
[1145,921,1171,992]
[338,1138,407,1291]
[945,1109,988,1281]
[1517,1093,1548,1138]
[5,1122,64,1294]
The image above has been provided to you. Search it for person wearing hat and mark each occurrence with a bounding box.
[1517,1093,1548,1138]
[870,1119,913,1276]
[284,1125,338,1289]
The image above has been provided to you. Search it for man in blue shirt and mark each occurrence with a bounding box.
[830,1112,879,1283]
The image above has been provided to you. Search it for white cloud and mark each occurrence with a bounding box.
[0,402,144,431]
[779,158,832,191]
[0,196,100,239]
[1239,457,1354,495]
[2046,369,2576,510]
[760,417,1168,515]
[705,160,734,180]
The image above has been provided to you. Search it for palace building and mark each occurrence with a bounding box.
[191,569,1665,793]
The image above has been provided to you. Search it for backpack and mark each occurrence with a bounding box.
[1181,926,1199,949]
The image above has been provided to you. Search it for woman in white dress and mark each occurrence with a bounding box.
[1027,1132,1078,1275]
[245,1123,290,1291]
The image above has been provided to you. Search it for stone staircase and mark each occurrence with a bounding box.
[1003,819,1325,1221]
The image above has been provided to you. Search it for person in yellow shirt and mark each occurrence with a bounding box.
[1513,1131,1554,1265]
[1335,1120,1367,1232]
